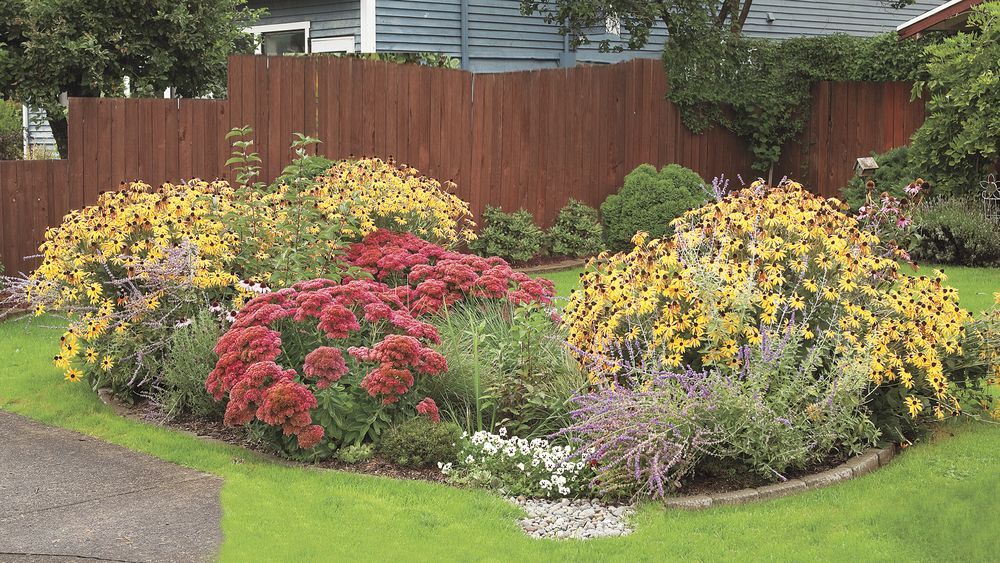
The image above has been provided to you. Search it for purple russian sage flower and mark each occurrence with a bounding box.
[557,371,721,499]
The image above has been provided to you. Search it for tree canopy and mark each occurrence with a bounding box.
[520,1,919,51]
[0,0,261,157]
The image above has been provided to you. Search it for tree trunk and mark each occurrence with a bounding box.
[49,113,68,159]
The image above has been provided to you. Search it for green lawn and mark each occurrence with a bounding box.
[1,267,997,561]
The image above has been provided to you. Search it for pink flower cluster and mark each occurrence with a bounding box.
[207,278,444,448]
[346,229,555,314]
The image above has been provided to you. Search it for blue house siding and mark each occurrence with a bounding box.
[376,1,463,56]
[248,0,360,50]
[743,0,942,39]
[465,1,564,71]
[251,1,946,72]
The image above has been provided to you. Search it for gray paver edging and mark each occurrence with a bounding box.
[663,446,896,509]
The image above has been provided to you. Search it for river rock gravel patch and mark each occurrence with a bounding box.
[510,497,635,540]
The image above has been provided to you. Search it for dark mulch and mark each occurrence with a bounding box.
[116,398,851,497]
[124,399,445,483]
[678,454,849,497]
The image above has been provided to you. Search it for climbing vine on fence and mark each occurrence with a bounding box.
[664,31,934,172]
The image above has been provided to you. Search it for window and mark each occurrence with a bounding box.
[262,30,306,56]
[247,22,311,55]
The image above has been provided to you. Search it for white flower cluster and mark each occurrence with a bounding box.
[441,428,591,498]
[237,280,272,295]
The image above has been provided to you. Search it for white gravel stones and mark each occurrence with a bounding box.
[510,496,635,540]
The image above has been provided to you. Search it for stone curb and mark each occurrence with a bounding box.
[663,446,896,510]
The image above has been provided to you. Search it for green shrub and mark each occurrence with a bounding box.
[909,3,1000,197]
[600,164,707,252]
[335,443,375,464]
[157,310,225,420]
[911,197,1000,267]
[841,146,924,211]
[547,199,604,257]
[0,100,22,160]
[469,206,545,263]
[427,301,585,438]
[378,417,461,468]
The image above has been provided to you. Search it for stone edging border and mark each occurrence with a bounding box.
[662,446,896,509]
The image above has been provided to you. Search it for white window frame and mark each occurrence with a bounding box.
[247,21,312,54]
[312,36,356,54]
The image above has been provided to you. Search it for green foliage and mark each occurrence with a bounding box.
[520,1,755,51]
[224,128,361,288]
[378,417,462,468]
[0,0,261,156]
[426,301,585,438]
[157,310,225,420]
[600,163,707,252]
[469,207,545,264]
[546,199,604,257]
[275,155,334,186]
[0,99,21,160]
[664,31,933,171]
[910,2,1000,197]
[912,197,1000,267]
[842,147,924,210]
[328,52,460,69]
[334,443,375,464]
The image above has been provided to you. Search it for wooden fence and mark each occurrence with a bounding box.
[0,56,925,274]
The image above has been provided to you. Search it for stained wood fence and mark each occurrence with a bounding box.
[0,56,925,275]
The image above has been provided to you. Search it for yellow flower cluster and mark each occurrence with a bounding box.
[564,181,972,422]
[310,158,476,247]
[28,180,248,382]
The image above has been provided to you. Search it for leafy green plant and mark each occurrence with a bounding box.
[157,310,225,420]
[600,163,707,252]
[224,128,360,288]
[378,418,461,468]
[547,199,604,257]
[910,2,1000,197]
[426,301,585,438]
[328,52,460,68]
[911,197,1000,267]
[334,443,375,464]
[469,207,545,263]
[842,147,925,211]
[664,31,932,171]
[0,99,22,160]
[276,154,334,185]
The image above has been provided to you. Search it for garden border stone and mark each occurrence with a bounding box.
[663,446,897,509]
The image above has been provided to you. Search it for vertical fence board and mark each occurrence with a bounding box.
[1,58,929,276]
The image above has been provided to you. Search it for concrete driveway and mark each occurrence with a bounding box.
[0,411,223,563]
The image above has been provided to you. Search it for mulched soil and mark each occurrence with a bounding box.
[678,454,848,497]
[125,399,445,482]
[118,398,851,496]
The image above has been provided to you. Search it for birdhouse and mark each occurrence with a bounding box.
[854,157,879,178]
